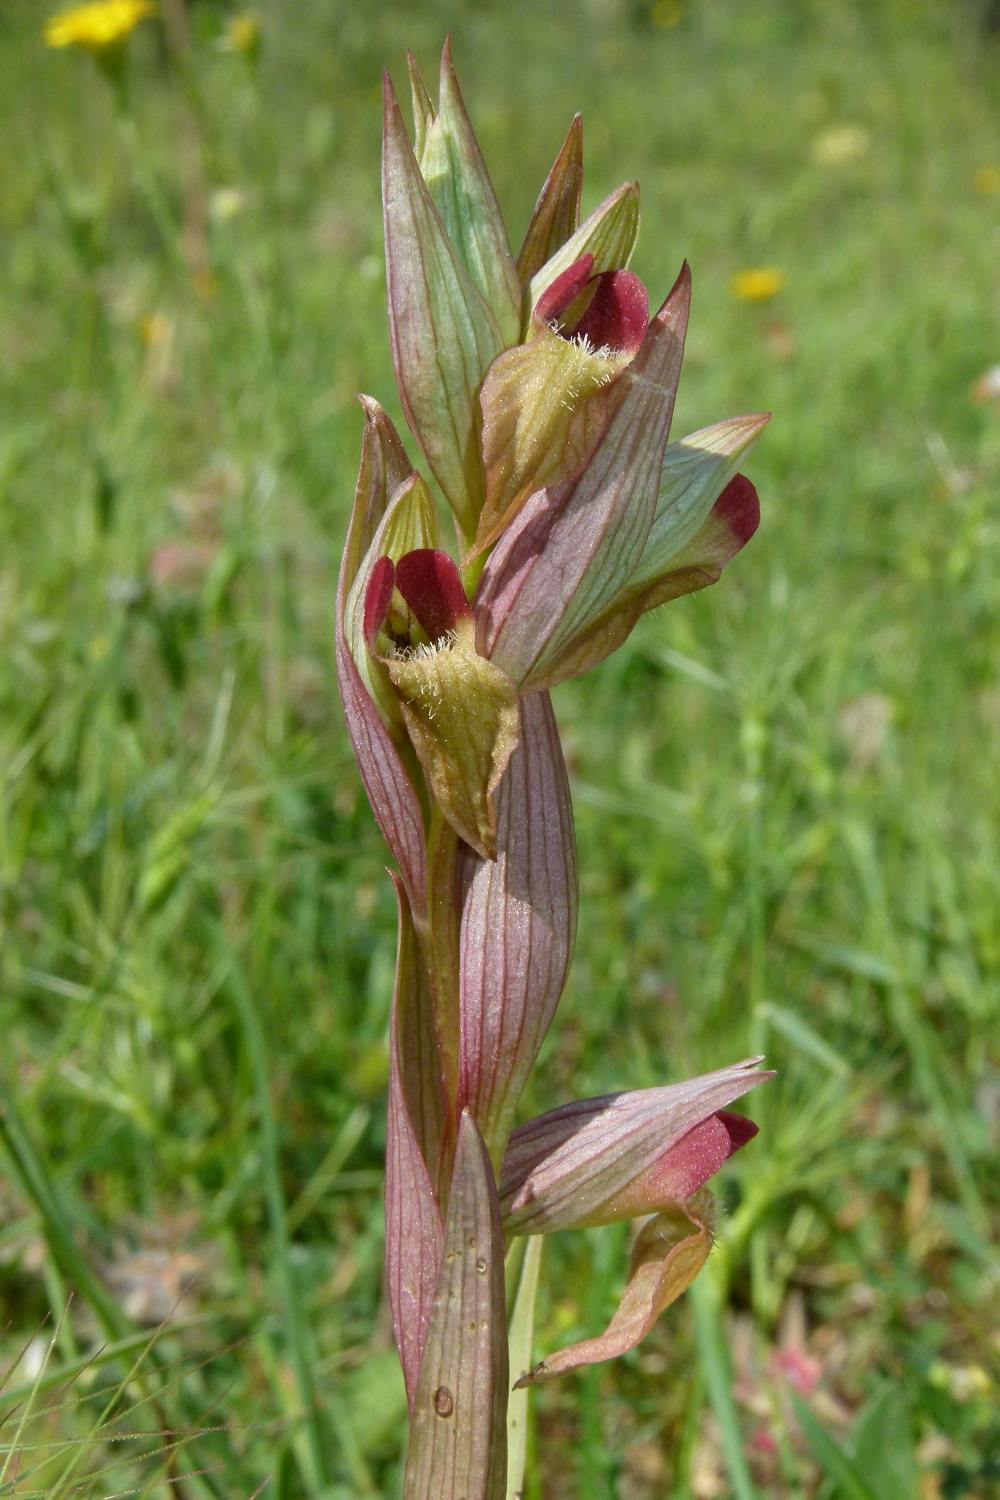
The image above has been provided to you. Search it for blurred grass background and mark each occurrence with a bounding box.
[1,0,998,1495]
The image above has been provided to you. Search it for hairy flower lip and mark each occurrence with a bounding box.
[474,260,693,690]
[536,255,649,358]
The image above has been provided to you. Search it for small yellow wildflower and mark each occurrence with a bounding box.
[730,267,786,303]
[44,0,156,51]
[972,164,1000,196]
[812,124,871,167]
[650,0,684,28]
[137,310,171,348]
[221,12,261,58]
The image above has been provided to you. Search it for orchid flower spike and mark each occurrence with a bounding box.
[336,41,772,1498]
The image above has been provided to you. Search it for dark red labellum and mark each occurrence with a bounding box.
[395,548,471,642]
[534,256,649,357]
[571,270,649,356]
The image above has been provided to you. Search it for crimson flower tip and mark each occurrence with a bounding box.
[716,473,761,546]
[363,555,396,649]
[395,548,470,641]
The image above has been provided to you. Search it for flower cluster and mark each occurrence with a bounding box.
[337,42,771,1495]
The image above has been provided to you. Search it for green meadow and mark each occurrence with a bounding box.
[1,0,997,1494]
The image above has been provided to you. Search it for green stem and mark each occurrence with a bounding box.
[505,1237,543,1500]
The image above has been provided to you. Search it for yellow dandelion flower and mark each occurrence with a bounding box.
[730,267,787,303]
[221,12,261,58]
[972,164,1000,196]
[45,0,156,51]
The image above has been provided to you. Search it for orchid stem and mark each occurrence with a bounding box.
[506,1236,543,1499]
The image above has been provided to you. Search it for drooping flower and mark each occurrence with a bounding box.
[499,1058,772,1382]
[44,0,156,51]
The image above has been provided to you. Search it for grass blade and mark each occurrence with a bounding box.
[690,1278,759,1500]
[217,932,329,1494]
[505,1236,542,1500]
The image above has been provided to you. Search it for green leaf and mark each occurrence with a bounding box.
[851,1386,918,1500]
[691,1279,760,1500]
[791,1393,878,1500]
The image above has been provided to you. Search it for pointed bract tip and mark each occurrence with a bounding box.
[562,111,583,153]
[382,69,403,127]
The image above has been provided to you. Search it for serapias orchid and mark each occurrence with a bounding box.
[336,40,772,1498]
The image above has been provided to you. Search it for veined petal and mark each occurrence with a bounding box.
[335,403,427,911]
[457,692,578,1158]
[499,1056,771,1235]
[578,1110,757,1226]
[539,472,761,684]
[516,1191,717,1385]
[629,472,762,606]
[403,1111,508,1499]
[385,879,446,1408]
[527,180,640,317]
[476,264,692,690]
[412,40,521,344]
[633,412,770,591]
[383,73,504,541]
[516,113,584,284]
[385,619,520,861]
